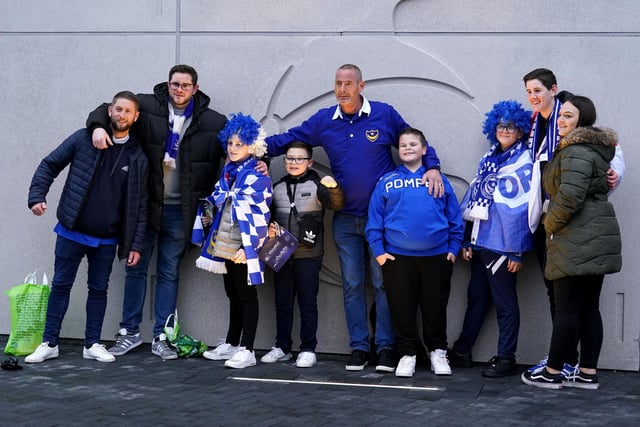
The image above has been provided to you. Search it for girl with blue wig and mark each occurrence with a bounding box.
[448,100,535,378]
[193,112,272,369]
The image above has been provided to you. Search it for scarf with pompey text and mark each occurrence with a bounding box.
[461,141,534,251]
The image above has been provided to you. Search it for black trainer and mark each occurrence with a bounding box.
[448,348,473,368]
[521,368,563,389]
[345,350,369,371]
[375,349,396,373]
[563,370,600,390]
[482,356,517,378]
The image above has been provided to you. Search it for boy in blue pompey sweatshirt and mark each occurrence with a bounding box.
[448,100,534,378]
[366,128,463,378]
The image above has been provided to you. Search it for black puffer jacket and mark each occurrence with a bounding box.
[87,83,227,247]
[28,129,149,260]
[542,126,622,280]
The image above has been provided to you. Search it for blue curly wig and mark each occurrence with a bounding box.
[219,112,260,146]
[482,100,532,145]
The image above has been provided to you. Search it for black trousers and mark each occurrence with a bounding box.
[547,275,604,371]
[381,253,452,357]
[223,261,259,351]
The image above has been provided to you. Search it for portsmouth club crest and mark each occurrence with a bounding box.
[365,129,379,142]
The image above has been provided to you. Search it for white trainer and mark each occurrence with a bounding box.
[83,343,116,363]
[295,351,317,368]
[25,342,59,363]
[203,342,239,361]
[260,347,292,363]
[224,347,256,369]
[430,349,452,375]
[395,355,416,377]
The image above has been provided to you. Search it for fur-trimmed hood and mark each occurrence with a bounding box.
[558,126,618,150]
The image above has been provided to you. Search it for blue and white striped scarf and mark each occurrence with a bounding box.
[164,99,195,169]
[527,98,562,232]
[527,99,562,162]
[194,158,272,285]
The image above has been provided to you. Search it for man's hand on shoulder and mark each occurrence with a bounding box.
[92,128,112,149]
[255,160,269,176]
[423,169,444,198]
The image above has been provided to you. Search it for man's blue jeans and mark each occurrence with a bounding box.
[332,212,394,353]
[120,204,186,337]
[43,235,116,347]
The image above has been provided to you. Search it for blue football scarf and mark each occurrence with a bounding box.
[464,143,520,221]
[194,158,272,285]
[463,141,534,252]
[527,99,562,232]
[164,99,195,169]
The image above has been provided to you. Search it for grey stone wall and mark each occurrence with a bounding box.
[1,0,637,370]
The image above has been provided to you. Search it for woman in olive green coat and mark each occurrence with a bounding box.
[522,94,621,390]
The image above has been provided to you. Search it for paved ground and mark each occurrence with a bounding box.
[1,336,639,426]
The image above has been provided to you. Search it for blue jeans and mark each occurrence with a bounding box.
[273,257,322,353]
[120,204,186,337]
[43,235,116,347]
[332,212,394,352]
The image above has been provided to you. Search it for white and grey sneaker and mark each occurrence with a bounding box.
[224,347,256,369]
[295,351,317,368]
[395,355,416,377]
[260,347,292,363]
[108,328,142,356]
[25,342,59,363]
[430,349,452,375]
[151,334,178,360]
[83,343,116,363]
[203,342,239,361]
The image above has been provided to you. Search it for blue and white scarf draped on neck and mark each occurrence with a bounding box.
[462,141,534,252]
[164,99,195,169]
[193,157,272,286]
[527,98,562,232]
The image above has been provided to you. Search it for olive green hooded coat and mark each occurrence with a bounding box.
[542,126,622,280]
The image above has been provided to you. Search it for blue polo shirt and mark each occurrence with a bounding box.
[266,97,440,216]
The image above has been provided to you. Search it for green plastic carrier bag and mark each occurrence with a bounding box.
[164,310,207,358]
[4,272,50,356]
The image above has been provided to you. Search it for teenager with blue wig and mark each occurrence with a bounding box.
[193,113,272,369]
[448,100,535,378]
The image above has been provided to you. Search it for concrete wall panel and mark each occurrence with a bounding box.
[1,0,176,32]
[182,0,400,32]
[395,0,640,33]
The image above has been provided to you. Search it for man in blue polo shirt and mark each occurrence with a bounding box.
[265,64,443,372]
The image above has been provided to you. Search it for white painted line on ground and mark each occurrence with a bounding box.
[228,376,443,391]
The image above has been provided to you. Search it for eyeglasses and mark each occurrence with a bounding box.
[284,157,310,164]
[169,82,194,91]
[495,123,518,133]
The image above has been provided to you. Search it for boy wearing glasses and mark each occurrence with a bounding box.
[448,100,534,378]
[260,141,344,368]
